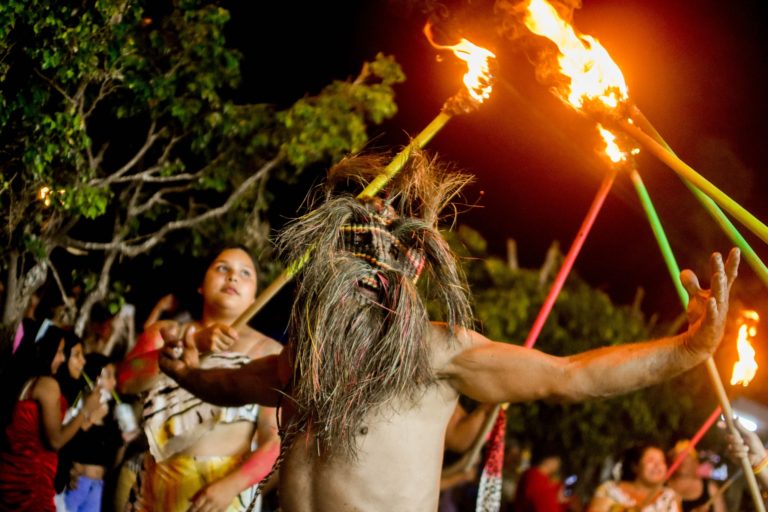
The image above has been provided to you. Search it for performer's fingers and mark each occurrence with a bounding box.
[680,269,702,297]
[724,247,741,289]
[709,253,727,308]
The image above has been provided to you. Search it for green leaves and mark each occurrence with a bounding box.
[0,0,406,331]
[278,53,405,169]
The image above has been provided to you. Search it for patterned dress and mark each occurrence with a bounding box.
[593,480,680,512]
[138,351,261,512]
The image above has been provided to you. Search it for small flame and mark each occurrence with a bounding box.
[424,23,496,103]
[598,125,625,163]
[523,0,628,111]
[731,310,759,387]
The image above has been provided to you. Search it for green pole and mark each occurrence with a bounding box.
[629,107,768,287]
[629,167,766,512]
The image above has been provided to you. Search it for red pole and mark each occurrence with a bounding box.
[524,170,617,348]
[665,405,722,480]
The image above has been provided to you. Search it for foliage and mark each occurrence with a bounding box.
[445,226,717,500]
[0,0,404,332]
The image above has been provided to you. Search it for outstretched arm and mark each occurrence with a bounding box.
[441,249,739,404]
[159,327,288,407]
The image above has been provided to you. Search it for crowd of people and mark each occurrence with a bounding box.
[0,150,764,512]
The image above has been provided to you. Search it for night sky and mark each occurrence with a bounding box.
[213,1,768,399]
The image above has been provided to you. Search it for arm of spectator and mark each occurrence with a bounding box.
[189,407,280,511]
[709,480,727,512]
[34,377,102,450]
[143,294,178,330]
[727,421,768,489]
[444,402,497,453]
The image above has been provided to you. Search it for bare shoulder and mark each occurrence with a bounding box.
[428,321,486,372]
[240,327,284,359]
[31,376,61,398]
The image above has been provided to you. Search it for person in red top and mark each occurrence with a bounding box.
[0,322,102,512]
[513,448,568,512]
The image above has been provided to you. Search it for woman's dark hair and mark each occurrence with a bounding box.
[55,330,86,405]
[620,443,662,481]
[0,321,67,436]
[83,352,114,382]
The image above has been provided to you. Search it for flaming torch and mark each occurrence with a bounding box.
[731,310,759,387]
[665,311,760,484]
[520,0,768,287]
[518,2,766,508]
[232,32,496,328]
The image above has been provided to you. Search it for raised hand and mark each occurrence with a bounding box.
[680,248,740,356]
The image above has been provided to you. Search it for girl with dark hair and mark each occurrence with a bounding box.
[56,331,87,407]
[118,247,282,512]
[0,323,102,511]
[63,353,137,512]
[588,444,682,511]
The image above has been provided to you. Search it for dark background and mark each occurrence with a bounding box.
[135,1,767,402]
[223,0,767,318]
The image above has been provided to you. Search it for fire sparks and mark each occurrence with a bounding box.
[731,310,759,387]
[597,125,639,164]
[598,126,625,163]
[423,23,496,103]
[523,0,628,111]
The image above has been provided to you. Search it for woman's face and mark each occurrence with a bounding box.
[51,339,66,374]
[636,447,667,485]
[200,248,257,314]
[98,363,117,393]
[67,343,86,379]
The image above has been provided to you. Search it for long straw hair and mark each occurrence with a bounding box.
[277,149,474,458]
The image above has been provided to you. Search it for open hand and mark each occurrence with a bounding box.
[681,248,739,356]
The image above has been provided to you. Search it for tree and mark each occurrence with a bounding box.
[0,0,405,336]
[445,226,717,501]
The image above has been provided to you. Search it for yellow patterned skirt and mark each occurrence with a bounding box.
[138,452,260,512]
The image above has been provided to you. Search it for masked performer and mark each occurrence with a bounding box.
[160,150,739,512]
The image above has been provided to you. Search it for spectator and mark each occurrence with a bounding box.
[0,322,101,511]
[63,353,139,512]
[667,440,727,511]
[588,444,681,511]
[119,247,282,511]
[513,447,568,512]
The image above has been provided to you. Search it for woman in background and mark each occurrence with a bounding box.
[64,353,138,512]
[0,322,101,511]
[588,444,682,512]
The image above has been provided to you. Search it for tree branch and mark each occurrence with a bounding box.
[64,154,284,257]
[89,120,161,186]
[33,69,77,109]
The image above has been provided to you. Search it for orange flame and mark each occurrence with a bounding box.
[523,0,628,111]
[731,310,759,387]
[424,24,496,103]
[597,126,625,163]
